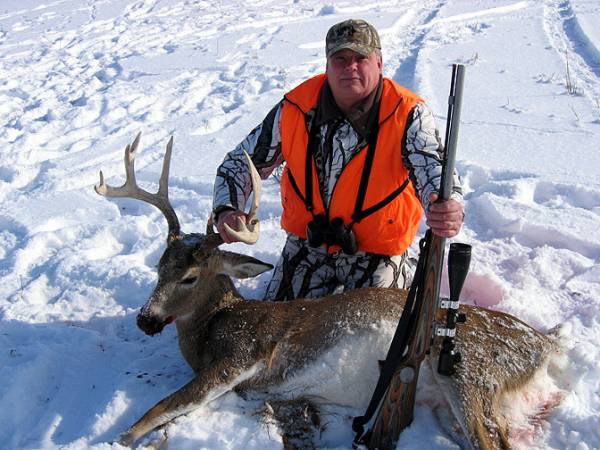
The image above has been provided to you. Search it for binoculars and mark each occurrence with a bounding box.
[306,215,358,255]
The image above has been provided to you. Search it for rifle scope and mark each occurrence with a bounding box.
[448,243,471,302]
[438,243,471,376]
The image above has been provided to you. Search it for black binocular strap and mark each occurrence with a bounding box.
[352,179,410,223]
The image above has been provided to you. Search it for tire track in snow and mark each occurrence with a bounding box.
[385,1,527,92]
[381,0,447,91]
[543,0,600,101]
[556,0,600,77]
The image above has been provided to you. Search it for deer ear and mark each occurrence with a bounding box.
[218,251,274,279]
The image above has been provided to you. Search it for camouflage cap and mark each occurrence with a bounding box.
[325,19,381,58]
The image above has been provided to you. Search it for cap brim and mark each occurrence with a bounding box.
[327,42,374,58]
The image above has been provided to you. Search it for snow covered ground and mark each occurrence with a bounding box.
[0,0,599,448]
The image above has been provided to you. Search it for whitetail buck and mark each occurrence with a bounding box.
[96,134,562,449]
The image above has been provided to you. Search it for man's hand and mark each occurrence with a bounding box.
[216,209,248,244]
[426,193,464,238]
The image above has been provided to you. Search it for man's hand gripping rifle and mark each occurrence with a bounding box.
[353,64,470,449]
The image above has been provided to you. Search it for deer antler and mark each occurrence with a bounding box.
[204,150,261,246]
[204,215,225,249]
[95,132,182,242]
[221,150,261,244]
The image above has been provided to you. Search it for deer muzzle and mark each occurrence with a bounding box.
[137,310,175,336]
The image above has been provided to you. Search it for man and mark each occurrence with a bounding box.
[212,19,464,300]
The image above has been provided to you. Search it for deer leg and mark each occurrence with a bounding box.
[471,412,512,450]
[263,397,321,450]
[451,390,510,450]
[118,359,264,447]
[137,425,167,450]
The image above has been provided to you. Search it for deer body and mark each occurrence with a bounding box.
[97,136,561,449]
[121,246,557,448]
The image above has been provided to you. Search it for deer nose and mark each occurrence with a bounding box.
[137,311,165,336]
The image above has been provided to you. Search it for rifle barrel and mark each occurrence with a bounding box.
[441,64,466,201]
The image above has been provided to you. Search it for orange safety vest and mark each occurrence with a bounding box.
[280,74,424,255]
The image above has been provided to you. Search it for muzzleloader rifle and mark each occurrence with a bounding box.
[353,64,470,449]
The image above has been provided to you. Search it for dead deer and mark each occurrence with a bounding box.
[96,134,562,449]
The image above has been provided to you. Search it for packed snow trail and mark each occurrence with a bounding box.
[544,0,600,101]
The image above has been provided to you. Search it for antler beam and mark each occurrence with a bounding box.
[95,133,182,242]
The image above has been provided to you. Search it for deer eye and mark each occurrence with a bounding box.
[180,276,198,286]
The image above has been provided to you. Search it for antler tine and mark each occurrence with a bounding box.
[222,150,261,245]
[206,214,216,235]
[203,215,224,249]
[158,136,173,198]
[245,150,261,229]
[124,132,142,187]
[95,133,182,242]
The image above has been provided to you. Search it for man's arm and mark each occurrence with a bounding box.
[212,102,284,242]
[402,102,464,237]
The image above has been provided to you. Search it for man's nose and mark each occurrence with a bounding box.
[343,58,359,70]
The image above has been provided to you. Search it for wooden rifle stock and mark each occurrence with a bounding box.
[364,64,465,449]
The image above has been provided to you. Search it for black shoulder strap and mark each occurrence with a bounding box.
[297,103,410,223]
[287,170,306,204]
[352,118,380,223]
[304,117,320,213]
[351,101,412,224]
[304,120,319,211]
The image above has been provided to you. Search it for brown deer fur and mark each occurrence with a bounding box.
[117,233,559,449]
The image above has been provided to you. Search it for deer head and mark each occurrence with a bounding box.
[95,133,272,336]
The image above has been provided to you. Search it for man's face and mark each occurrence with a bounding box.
[326,49,383,108]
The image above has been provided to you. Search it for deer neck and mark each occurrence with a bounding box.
[182,274,241,325]
[175,274,242,371]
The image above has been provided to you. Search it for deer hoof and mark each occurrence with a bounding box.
[117,431,135,447]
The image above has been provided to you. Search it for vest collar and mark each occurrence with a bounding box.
[316,77,382,140]
[285,75,404,127]
[284,74,327,113]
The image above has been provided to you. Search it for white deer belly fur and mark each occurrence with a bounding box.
[270,319,397,409]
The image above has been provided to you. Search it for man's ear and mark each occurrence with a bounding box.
[218,251,274,279]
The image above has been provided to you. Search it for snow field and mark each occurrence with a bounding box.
[0,0,599,448]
